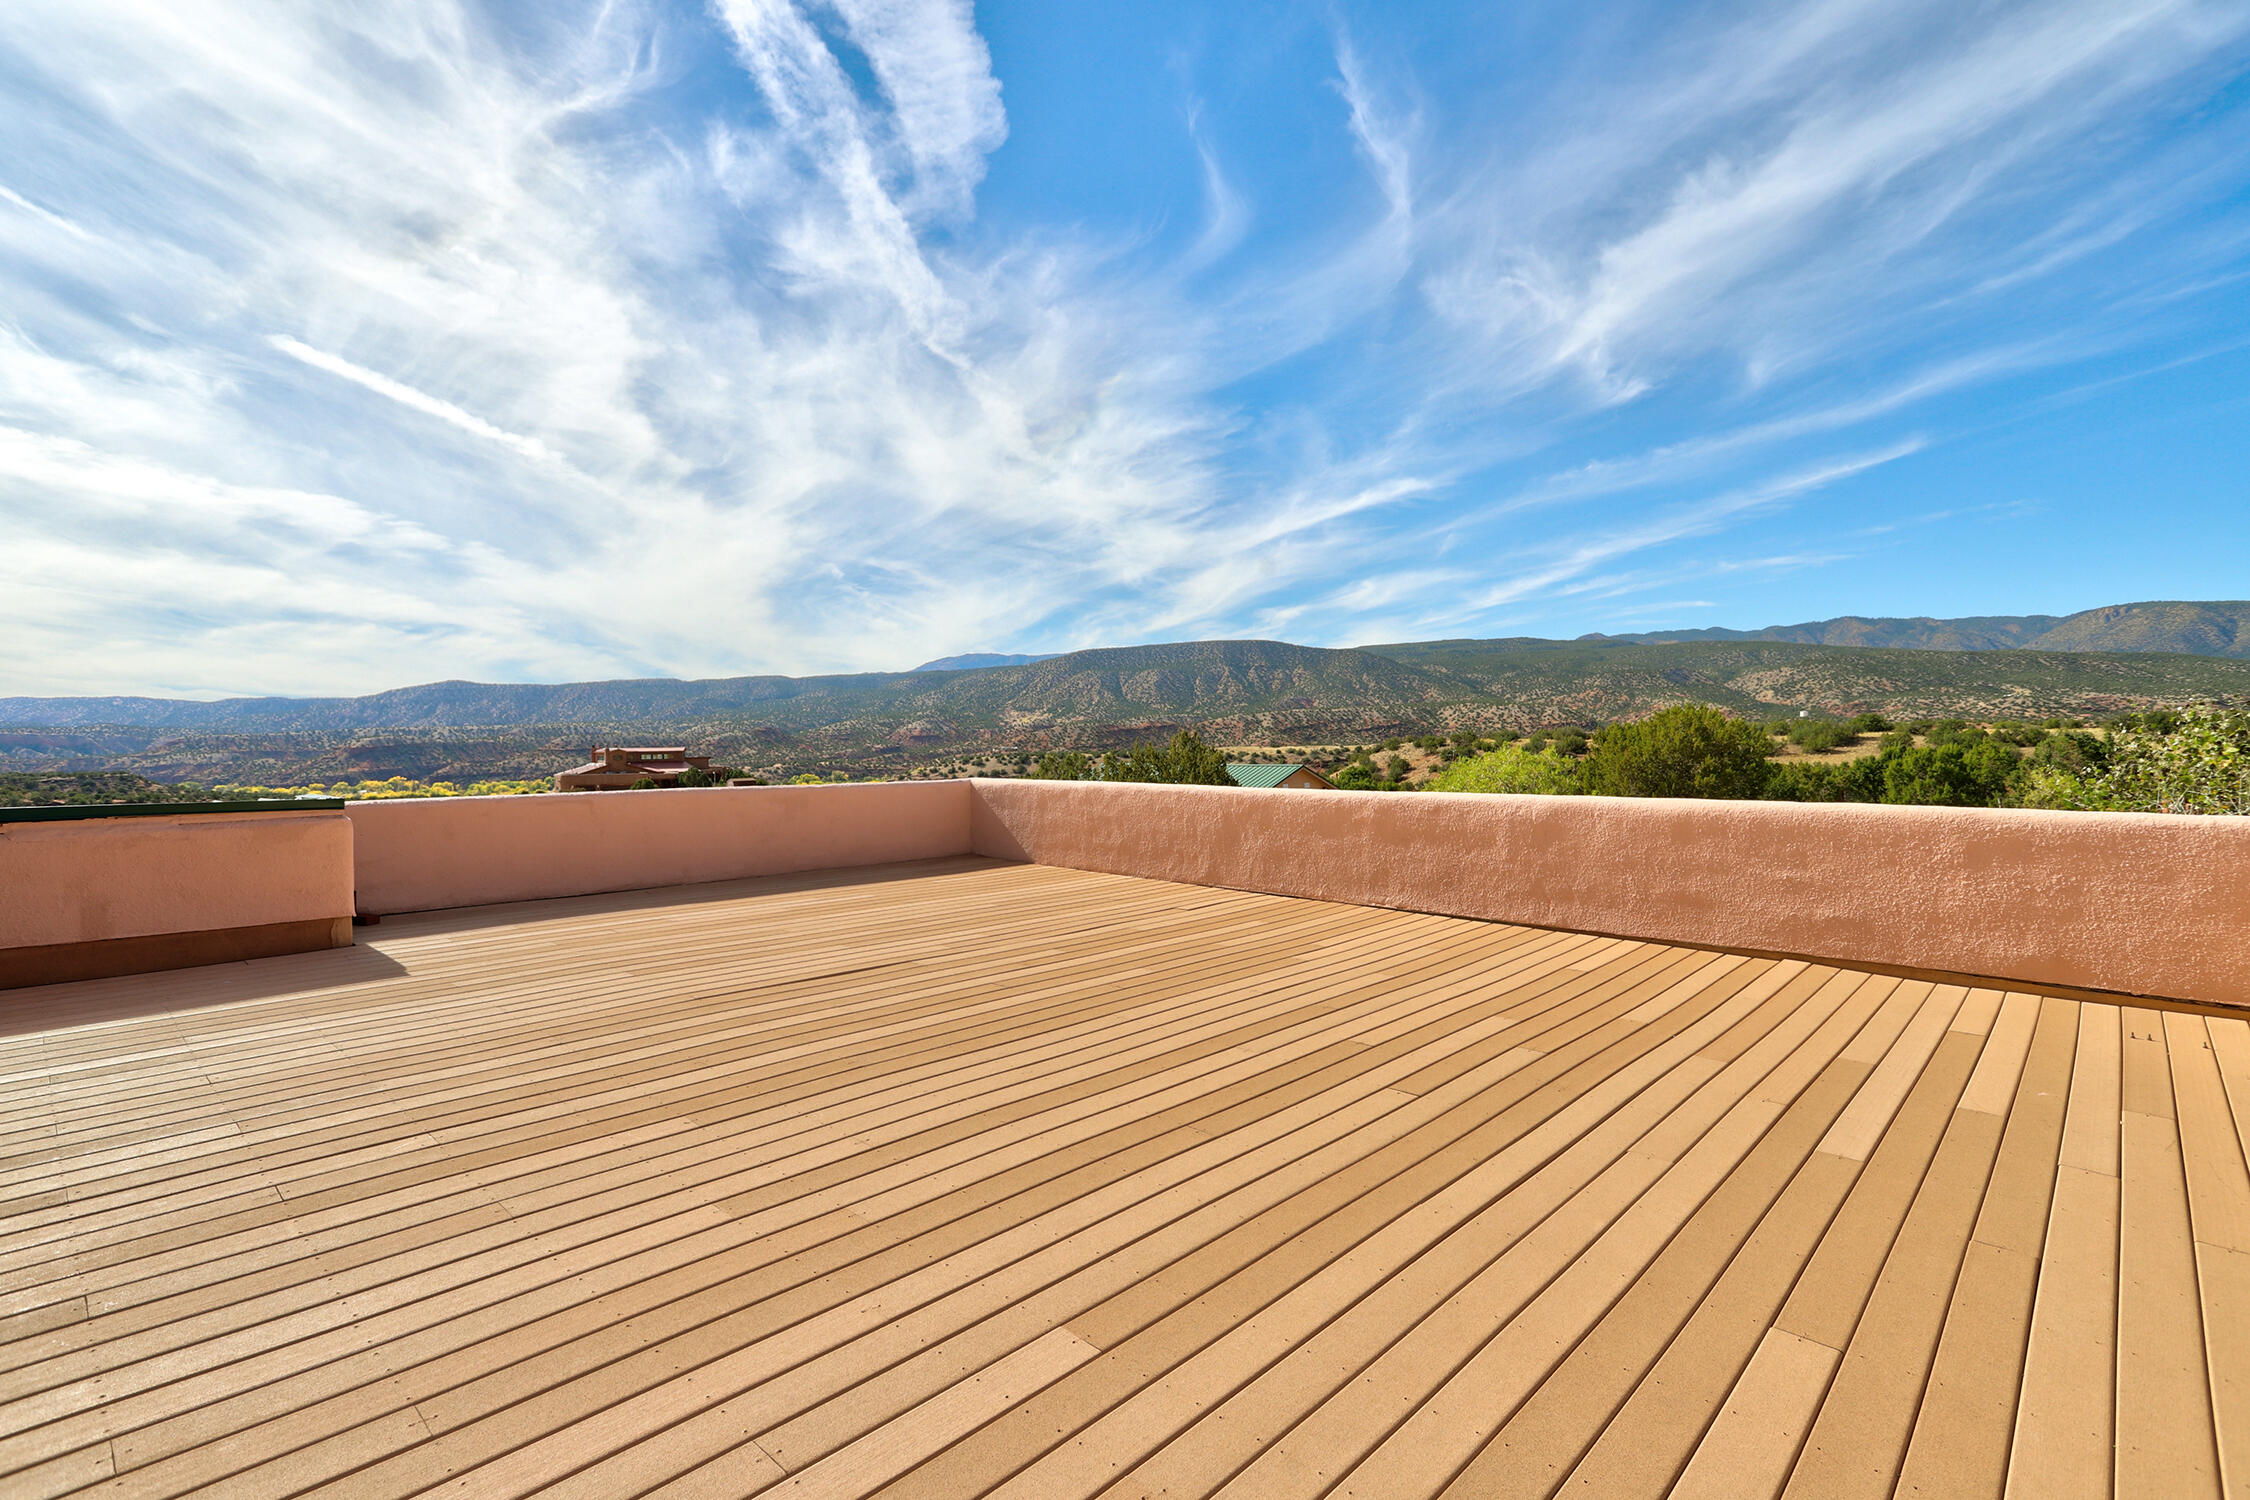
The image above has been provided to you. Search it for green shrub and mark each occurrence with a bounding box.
[2013,765,2090,809]
[1099,729,1230,785]
[1878,741,2019,806]
[0,773,228,808]
[1845,712,1893,734]
[1765,728,2073,809]
[1425,745,1585,795]
[1926,722,1994,751]
[1030,750,1092,780]
[2031,704,2249,814]
[2028,730,2106,776]
[1583,705,1776,800]
[1765,758,1884,802]
[1788,720,1859,754]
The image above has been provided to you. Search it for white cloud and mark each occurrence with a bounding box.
[0,183,93,241]
[1420,0,2250,393]
[1334,37,1413,228]
[268,337,560,466]
[1464,441,1927,615]
[820,0,1006,219]
[0,0,2241,698]
[1179,106,1251,273]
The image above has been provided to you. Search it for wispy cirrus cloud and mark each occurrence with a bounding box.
[1420,0,2250,392]
[269,337,561,466]
[0,0,2243,697]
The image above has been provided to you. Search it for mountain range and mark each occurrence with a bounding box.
[1570,599,2248,655]
[1,600,2245,785]
[909,601,2250,671]
[911,651,1060,672]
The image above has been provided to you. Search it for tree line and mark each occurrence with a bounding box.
[1026,732,1233,785]
[1008,704,2248,816]
[1424,704,2247,814]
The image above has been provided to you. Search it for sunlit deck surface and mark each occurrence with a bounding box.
[3,855,2246,1499]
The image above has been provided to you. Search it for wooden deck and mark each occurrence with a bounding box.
[0,855,2243,1499]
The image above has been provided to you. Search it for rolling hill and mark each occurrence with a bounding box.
[1575,598,2249,655]
[0,641,1482,783]
[4,612,2248,785]
[911,652,1060,671]
[0,641,1456,734]
[1357,638,2250,724]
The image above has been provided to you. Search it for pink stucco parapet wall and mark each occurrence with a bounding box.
[967,779,2250,1010]
[347,780,975,916]
[0,810,353,950]
[336,778,2249,1008]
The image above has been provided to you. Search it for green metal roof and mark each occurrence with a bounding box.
[1224,762,1331,789]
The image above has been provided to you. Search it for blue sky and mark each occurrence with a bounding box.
[1,0,2247,697]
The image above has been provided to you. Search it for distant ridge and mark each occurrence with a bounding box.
[5,603,2250,789]
[0,640,1447,733]
[912,651,1060,672]
[5,627,2248,785]
[1572,599,2249,656]
[3,601,2246,735]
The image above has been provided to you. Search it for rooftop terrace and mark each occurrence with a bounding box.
[3,852,2243,1498]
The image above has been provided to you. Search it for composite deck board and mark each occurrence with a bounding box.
[0,920,1546,1388]
[4,904,1440,1277]
[0,856,2237,1498]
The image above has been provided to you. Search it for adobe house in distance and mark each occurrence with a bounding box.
[554,745,713,792]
